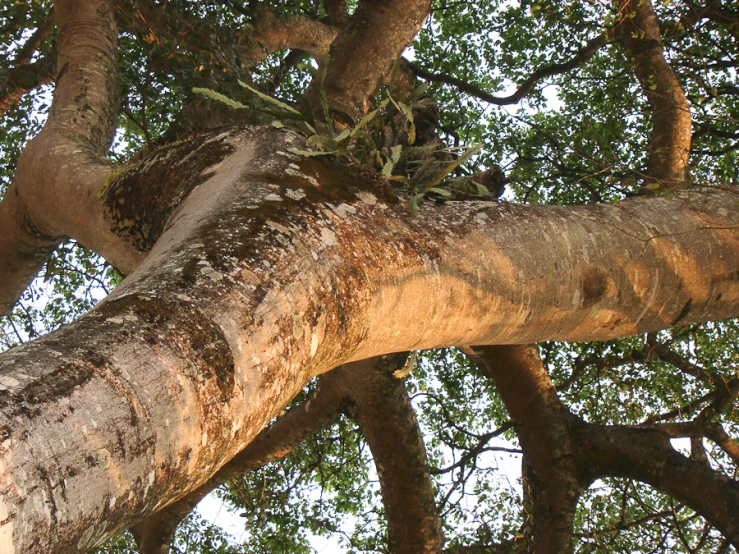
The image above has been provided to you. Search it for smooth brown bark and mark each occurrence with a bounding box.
[617,0,692,187]
[242,4,339,67]
[466,346,584,554]
[308,0,432,121]
[0,0,144,316]
[346,354,443,553]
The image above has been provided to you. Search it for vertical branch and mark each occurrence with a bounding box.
[616,0,692,188]
[464,345,586,554]
[324,0,350,27]
[308,0,432,123]
[345,354,443,553]
[0,0,144,315]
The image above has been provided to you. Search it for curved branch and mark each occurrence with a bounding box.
[3,127,739,550]
[0,0,143,316]
[649,421,739,466]
[345,354,443,553]
[407,33,607,106]
[616,0,692,187]
[430,422,514,475]
[465,345,585,553]
[131,369,350,554]
[646,336,726,387]
[308,0,433,122]
[243,5,339,67]
[579,421,739,547]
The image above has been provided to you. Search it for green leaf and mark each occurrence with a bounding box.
[428,187,452,197]
[237,80,302,116]
[287,148,336,157]
[333,128,352,142]
[390,144,403,165]
[192,87,247,110]
[351,99,390,137]
[382,159,394,178]
[475,183,491,196]
[307,134,340,152]
[421,144,482,193]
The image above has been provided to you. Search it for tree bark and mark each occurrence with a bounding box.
[2,126,739,551]
[131,368,349,554]
[576,422,739,547]
[307,0,432,121]
[617,0,692,187]
[466,346,584,554]
[346,354,443,553]
[0,0,144,316]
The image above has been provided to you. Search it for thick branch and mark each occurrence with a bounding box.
[465,346,584,553]
[309,0,432,122]
[0,0,143,316]
[345,354,443,553]
[2,128,739,550]
[578,422,739,547]
[241,5,339,67]
[131,369,349,554]
[617,0,692,187]
[324,0,350,27]
[407,34,607,106]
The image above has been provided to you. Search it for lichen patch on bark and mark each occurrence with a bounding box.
[102,128,238,252]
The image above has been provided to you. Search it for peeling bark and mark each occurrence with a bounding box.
[345,354,443,553]
[2,126,739,550]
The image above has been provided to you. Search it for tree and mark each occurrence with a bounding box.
[1,0,739,552]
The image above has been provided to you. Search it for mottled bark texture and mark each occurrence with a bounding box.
[132,369,350,554]
[345,354,443,553]
[136,354,442,554]
[616,0,692,187]
[307,0,432,122]
[0,0,144,316]
[2,125,739,551]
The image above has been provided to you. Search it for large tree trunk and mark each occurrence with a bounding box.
[1,126,739,552]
